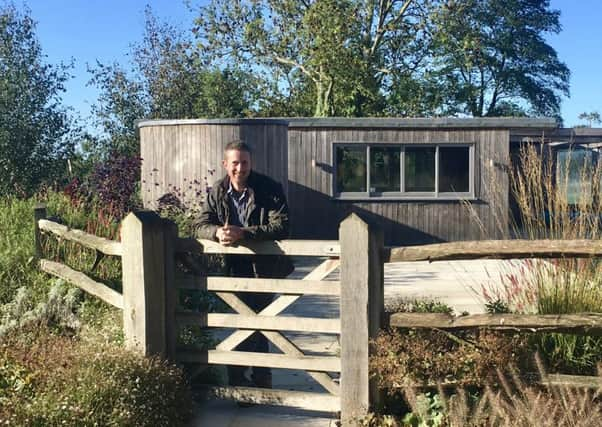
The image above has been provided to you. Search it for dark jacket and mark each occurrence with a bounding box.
[194,171,294,278]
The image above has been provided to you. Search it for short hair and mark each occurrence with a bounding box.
[224,140,252,156]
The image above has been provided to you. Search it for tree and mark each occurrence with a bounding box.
[577,111,601,128]
[0,3,74,196]
[430,0,570,117]
[193,0,431,117]
[88,7,256,157]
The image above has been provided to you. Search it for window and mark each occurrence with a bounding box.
[405,146,435,192]
[336,146,367,193]
[556,148,599,205]
[334,143,474,199]
[370,146,401,193]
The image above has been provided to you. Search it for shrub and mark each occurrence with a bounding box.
[473,143,602,374]
[0,280,81,339]
[0,330,192,426]
[69,151,142,221]
[371,328,530,390]
[0,196,51,305]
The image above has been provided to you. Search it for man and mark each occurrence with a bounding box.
[194,140,293,389]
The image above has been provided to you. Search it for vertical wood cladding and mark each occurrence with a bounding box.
[287,127,509,244]
[140,122,288,210]
[139,120,516,245]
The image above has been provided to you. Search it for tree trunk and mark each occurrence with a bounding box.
[314,74,334,117]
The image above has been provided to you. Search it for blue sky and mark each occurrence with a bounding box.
[19,0,602,128]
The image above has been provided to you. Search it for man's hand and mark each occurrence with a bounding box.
[216,225,245,245]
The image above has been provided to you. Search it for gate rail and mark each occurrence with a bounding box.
[35,206,383,424]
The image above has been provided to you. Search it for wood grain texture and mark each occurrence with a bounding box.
[175,237,340,256]
[390,312,602,335]
[176,312,340,334]
[139,122,288,209]
[339,214,384,424]
[120,212,167,357]
[388,239,602,262]
[38,219,122,256]
[214,258,340,352]
[178,350,340,372]
[39,259,123,309]
[203,386,340,412]
[211,290,340,395]
[176,275,340,295]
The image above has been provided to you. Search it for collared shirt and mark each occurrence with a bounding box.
[226,183,249,227]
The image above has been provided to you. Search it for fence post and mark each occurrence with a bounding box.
[339,213,384,425]
[34,203,47,259]
[121,211,171,357]
[163,220,178,361]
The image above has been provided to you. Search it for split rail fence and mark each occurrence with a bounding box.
[34,205,382,425]
[34,203,602,424]
[387,238,602,390]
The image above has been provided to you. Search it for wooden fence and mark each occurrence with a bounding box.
[34,206,382,425]
[34,203,602,424]
[387,238,602,390]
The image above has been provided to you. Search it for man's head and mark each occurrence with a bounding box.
[223,140,252,190]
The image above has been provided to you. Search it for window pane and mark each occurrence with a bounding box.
[336,146,367,193]
[404,147,435,192]
[439,147,470,192]
[370,147,401,192]
[557,149,595,205]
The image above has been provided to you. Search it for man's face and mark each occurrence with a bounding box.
[222,149,251,188]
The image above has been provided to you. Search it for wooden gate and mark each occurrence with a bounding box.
[36,207,384,425]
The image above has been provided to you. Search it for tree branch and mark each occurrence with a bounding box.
[370,0,413,57]
[273,55,318,84]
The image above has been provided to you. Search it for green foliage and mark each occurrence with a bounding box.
[371,328,530,389]
[195,0,428,117]
[0,3,75,196]
[0,196,50,305]
[0,191,192,425]
[385,297,454,315]
[88,7,255,157]
[0,281,81,339]
[479,144,602,374]
[402,392,445,427]
[430,0,569,117]
[0,330,192,426]
[484,299,510,314]
[577,111,601,127]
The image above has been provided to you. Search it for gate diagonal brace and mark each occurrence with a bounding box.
[213,259,341,395]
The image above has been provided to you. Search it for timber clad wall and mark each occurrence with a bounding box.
[138,117,557,245]
[139,120,288,210]
[288,127,510,244]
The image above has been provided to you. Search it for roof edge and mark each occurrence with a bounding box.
[136,117,558,130]
[136,118,289,128]
[285,117,558,129]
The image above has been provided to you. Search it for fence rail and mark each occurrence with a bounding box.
[387,239,602,262]
[175,274,341,295]
[37,218,123,256]
[387,237,602,394]
[176,237,340,256]
[390,312,602,336]
[39,205,602,423]
[39,259,124,309]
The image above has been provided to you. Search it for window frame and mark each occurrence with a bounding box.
[332,142,476,200]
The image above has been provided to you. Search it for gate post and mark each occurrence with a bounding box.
[121,211,173,357]
[34,203,47,259]
[339,213,384,425]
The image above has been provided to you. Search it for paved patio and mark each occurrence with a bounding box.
[190,258,514,426]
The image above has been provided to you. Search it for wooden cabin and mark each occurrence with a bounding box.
[138,117,561,245]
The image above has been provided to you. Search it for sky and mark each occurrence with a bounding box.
[17,0,602,128]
